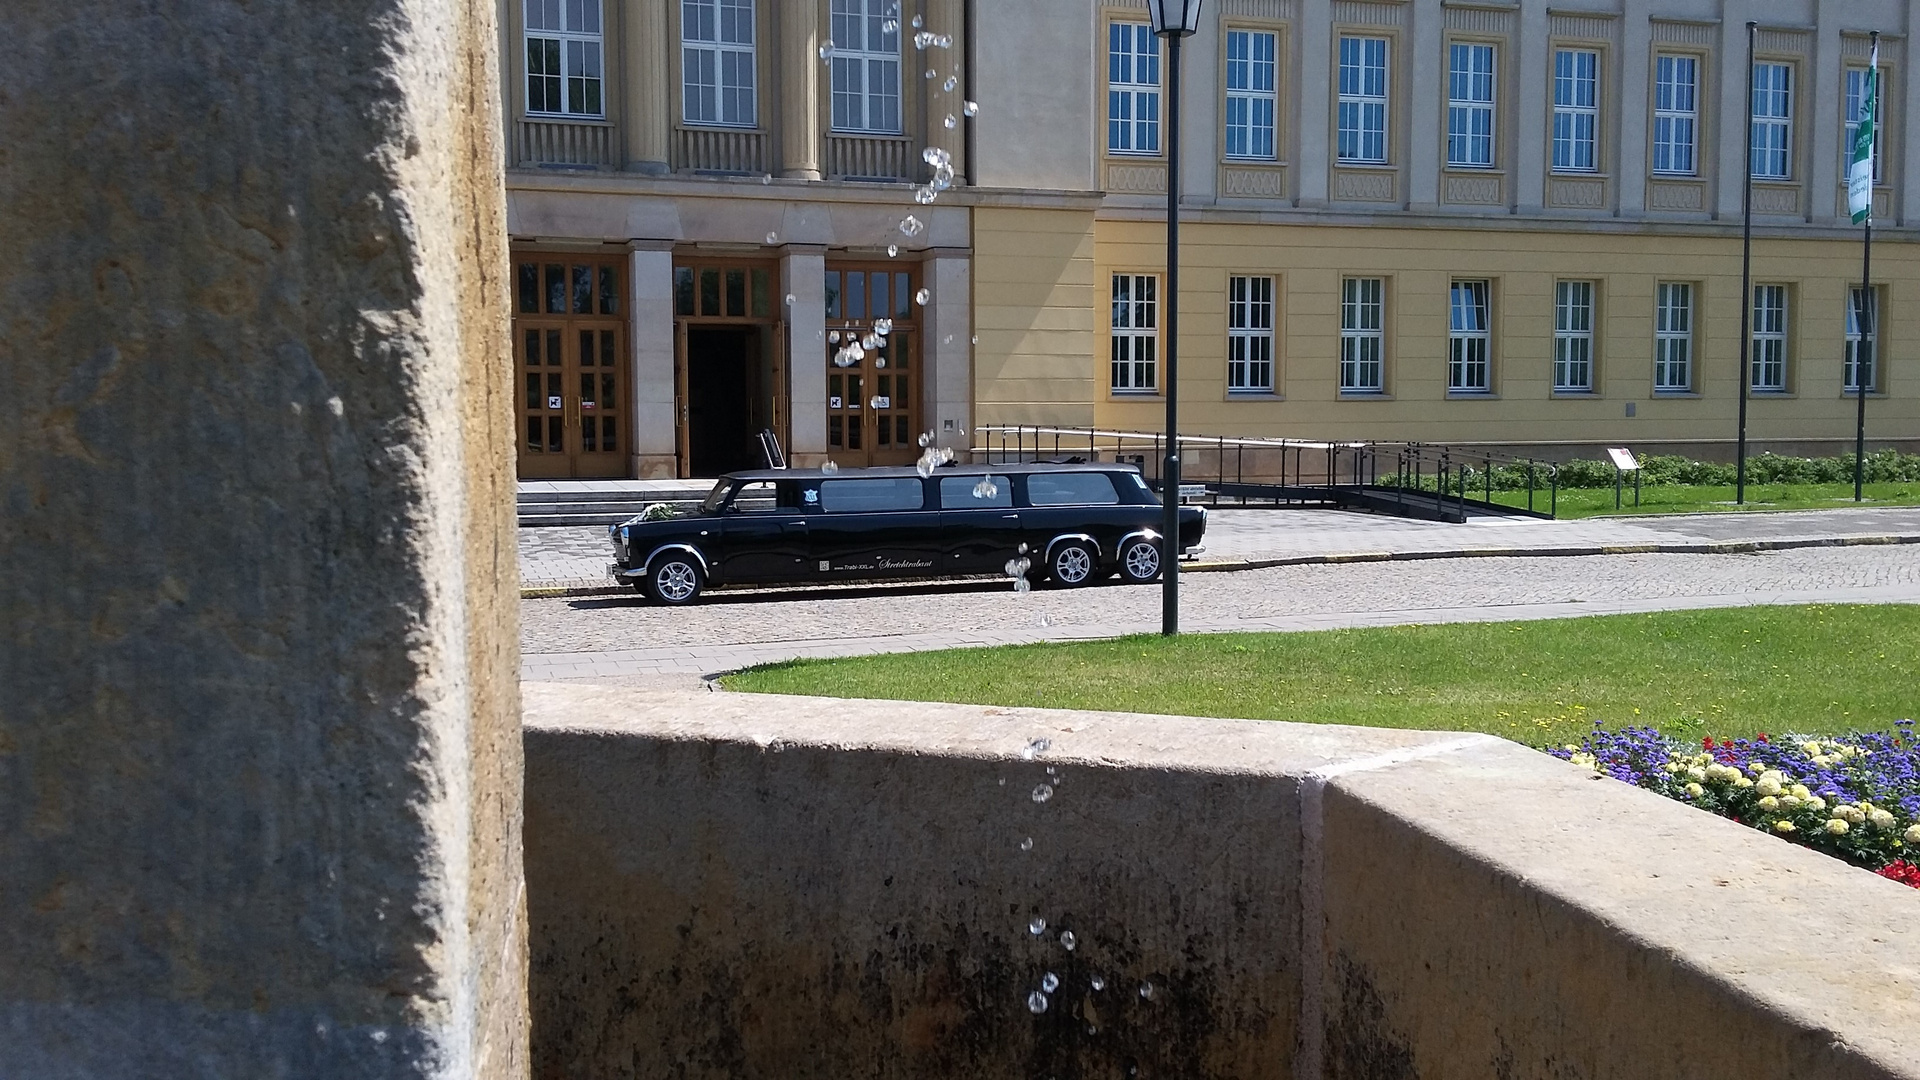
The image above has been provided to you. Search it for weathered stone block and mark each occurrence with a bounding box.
[0,0,525,1075]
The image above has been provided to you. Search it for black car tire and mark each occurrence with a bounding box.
[1047,540,1099,587]
[644,553,705,605]
[1117,536,1162,583]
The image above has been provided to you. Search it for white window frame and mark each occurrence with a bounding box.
[1225,29,1279,161]
[1750,62,1792,180]
[1845,66,1885,185]
[1111,274,1159,393]
[1654,283,1694,392]
[681,0,756,128]
[1553,280,1595,392]
[525,0,605,118]
[1337,36,1390,164]
[830,0,902,135]
[1652,54,1698,176]
[1339,277,1385,393]
[1750,284,1788,392]
[1448,280,1491,392]
[1109,23,1162,156]
[1227,275,1276,393]
[1447,43,1496,168]
[1846,286,1879,393]
[1552,48,1599,173]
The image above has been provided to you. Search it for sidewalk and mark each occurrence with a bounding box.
[519,505,1920,596]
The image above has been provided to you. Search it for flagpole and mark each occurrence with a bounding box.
[1735,21,1755,505]
[1854,31,1880,502]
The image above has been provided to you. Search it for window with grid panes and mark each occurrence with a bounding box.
[1339,277,1384,392]
[1448,281,1491,392]
[830,0,901,133]
[1654,283,1693,391]
[1111,275,1158,392]
[1751,63,1792,180]
[1653,54,1697,175]
[1337,36,1389,163]
[1109,23,1161,154]
[1225,30,1278,160]
[525,0,603,117]
[1554,281,1595,392]
[1552,49,1599,172]
[1750,285,1788,391]
[1846,67,1885,184]
[1227,276,1275,392]
[681,0,755,127]
[1447,43,1495,168]
[1846,286,1880,393]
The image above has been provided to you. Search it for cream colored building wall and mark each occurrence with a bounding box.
[1086,218,1918,449]
[972,207,1100,427]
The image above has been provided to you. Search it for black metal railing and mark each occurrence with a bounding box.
[971,425,1559,521]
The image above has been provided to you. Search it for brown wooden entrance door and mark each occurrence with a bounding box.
[825,264,920,468]
[514,255,628,479]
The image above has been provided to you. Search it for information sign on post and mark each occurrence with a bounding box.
[1606,447,1641,509]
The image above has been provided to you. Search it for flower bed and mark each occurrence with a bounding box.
[1547,720,1920,887]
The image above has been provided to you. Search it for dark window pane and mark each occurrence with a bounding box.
[870,273,888,322]
[876,415,890,444]
[674,267,695,316]
[601,373,616,413]
[848,414,862,449]
[518,263,539,313]
[896,273,911,318]
[582,410,597,451]
[848,374,861,402]
[546,329,562,366]
[580,372,596,407]
[829,415,843,447]
[546,264,566,313]
[598,265,619,314]
[547,371,562,404]
[579,329,594,367]
[750,268,771,318]
[572,264,592,314]
[527,416,542,451]
[829,373,842,400]
[896,375,908,405]
[548,416,563,453]
[896,415,909,445]
[700,268,720,315]
[525,373,540,410]
[895,336,909,370]
[846,272,866,320]
[877,374,890,398]
[600,330,614,367]
[725,269,746,316]
[602,415,616,452]
[824,272,841,319]
[524,328,540,366]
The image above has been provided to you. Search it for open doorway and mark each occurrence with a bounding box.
[686,326,764,477]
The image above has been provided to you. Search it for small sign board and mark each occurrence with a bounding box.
[828,396,842,409]
[1606,447,1640,471]
[872,396,891,409]
[1178,483,1208,500]
[547,395,563,410]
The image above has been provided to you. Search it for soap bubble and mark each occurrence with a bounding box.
[1059,931,1076,951]
[1019,836,1033,851]
[973,478,998,499]
[1031,783,1053,803]
[926,67,937,79]
[1022,737,1050,759]
[822,460,839,474]
[914,31,937,49]
[918,431,934,447]
[916,287,931,305]
[887,244,899,258]
[935,34,951,47]
[1029,916,1046,935]
[1027,991,1049,1014]
[1042,972,1060,993]
[874,357,886,368]
[882,18,897,32]
[964,100,979,117]
[819,41,834,60]
[944,114,957,129]
[828,330,841,343]
[874,318,893,334]
[1138,982,1155,1000]
[914,186,937,204]
[861,334,880,350]
[785,293,797,306]
[923,146,952,168]
[944,75,958,92]
[1090,975,1106,991]
[912,13,922,27]
[766,231,778,244]
[899,215,925,237]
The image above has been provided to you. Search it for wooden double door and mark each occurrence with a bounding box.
[825,264,921,468]
[515,255,629,479]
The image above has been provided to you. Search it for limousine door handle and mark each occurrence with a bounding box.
[782,520,807,531]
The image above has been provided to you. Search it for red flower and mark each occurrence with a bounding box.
[1757,732,1770,742]
[1876,861,1920,889]
[1703,737,1716,749]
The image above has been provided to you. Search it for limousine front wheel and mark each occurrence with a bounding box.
[1117,537,1162,583]
[1048,541,1098,587]
[645,555,705,605]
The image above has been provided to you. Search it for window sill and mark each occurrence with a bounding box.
[1108,391,1163,400]
[679,121,763,132]
[525,113,611,124]
[1223,156,1286,166]
[1749,390,1795,398]
[1550,169,1608,178]
[1338,390,1391,400]
[1551,389,1599,398]
[1443,164,1503,173]
[1226,390,1281,399]
[1446,391,1497,399]
[1653,390,1700,398]
[1335,159,1394,169]
[829,129,909,139]
[1106,151,1165,160]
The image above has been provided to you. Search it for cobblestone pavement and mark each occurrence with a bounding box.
[518,506,1920,592]
[521,545,1920,681]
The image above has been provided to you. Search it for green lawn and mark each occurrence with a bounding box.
[722,605,1920,745]
[1486,481,1920,519]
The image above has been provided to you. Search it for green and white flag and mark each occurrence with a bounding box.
[1848,41,1880,224]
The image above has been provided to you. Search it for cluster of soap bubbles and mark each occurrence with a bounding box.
[1006,542,1032,593]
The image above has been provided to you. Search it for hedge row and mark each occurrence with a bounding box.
[1396,450,1920,493]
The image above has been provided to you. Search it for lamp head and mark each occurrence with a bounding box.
[1148,0,1203,37]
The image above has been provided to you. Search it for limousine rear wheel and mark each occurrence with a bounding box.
[1117,537,1162,583]
[645,554,705,605]
[1048,540,1098,587]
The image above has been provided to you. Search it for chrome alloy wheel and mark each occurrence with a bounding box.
[1052,544,1094,585]
[1121,539,1160,582]
[653,560,700,603]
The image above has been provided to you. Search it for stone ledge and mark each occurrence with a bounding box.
[522,684,1920,1078]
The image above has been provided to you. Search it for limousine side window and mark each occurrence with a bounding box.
[726,481,801,512]
[938,474,1013,509]
[817,477,926,513]
[1025,472,1121,506]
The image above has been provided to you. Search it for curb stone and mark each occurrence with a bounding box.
[518,532,1920,599]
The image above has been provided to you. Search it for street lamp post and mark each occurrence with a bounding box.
[1148,0,1202,636]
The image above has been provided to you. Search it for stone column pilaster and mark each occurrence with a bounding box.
[780,1,823,179]
[623,0,670,173]
[629,242,678,477]
[782,247,829,462]
[926,250,973,452]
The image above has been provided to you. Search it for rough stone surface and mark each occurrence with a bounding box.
[523,684,1920,1080]
[0,1,526,1075]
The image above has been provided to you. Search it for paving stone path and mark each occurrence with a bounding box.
[520,543,1920,684]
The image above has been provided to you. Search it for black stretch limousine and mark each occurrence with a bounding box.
[609,463,1207,604]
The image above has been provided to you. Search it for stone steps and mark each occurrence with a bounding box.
[518,481,714,527]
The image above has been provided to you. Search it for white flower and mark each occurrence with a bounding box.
[1869,809,1897,831]
[1733,776,1753,789]
[1906,824,1920,845]
[1686,766,1708,783]
[1757,796,1780,812]
[1790,784,1811,799]
[1754,774,1783,797]
[1825,818,1850,836]
[1685,782,1705,798]
[1779,795,1803,810]
[1775,820,1797,834]
[1805,796,1827,813]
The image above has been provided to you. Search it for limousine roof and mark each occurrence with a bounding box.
[719,462,1140,482]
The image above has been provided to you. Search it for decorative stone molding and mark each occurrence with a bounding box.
[1754,28,1810,56]
[1221,0,1296,17]
[1444,172,1503,205]
[1751,184,1801,216]
[517,118,619,168]
[1647,179,1707,211]
[673,126,767,173]
[1445,6,1514,34]
[1332,168,1396,201]
[1106,161,1169,194]
[1549,13,1617,41]
[1221,164,1289,198]
[1548,176,1607,210]
[1332,0,1404,28]
[1650,21,1714,47]
[826,134,915,181]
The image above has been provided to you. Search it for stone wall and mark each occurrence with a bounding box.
[523,683,1920,1080]
[0,0,526,1075]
